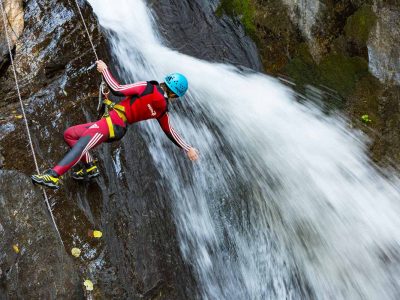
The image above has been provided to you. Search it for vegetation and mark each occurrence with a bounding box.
[345,5,377,45]
[319,54,369,97]
[216,0,257,39]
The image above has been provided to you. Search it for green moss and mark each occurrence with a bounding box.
[345,5,377,45]
[285,43,319,86]
[319,54,369,96]
[216,0,257,39]
[286,44,370,97]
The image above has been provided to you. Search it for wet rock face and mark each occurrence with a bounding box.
[150,0,263,71]
[0,0,24,73]
[0,0,196,298]
[368,6,400,84]
[0,170,80,298]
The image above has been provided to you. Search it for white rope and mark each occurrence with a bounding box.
[0,0,64,247]
[73,0,107,114]
[73,0,99,61]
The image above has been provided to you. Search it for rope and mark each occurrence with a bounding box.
[72,0,99,61]
[73,0,107,113]
[0,0,64,247]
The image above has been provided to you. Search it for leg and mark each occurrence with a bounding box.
[31,111,126,189]
[64,122,96,164]
[53,118,109,176]
[31,119,108,189]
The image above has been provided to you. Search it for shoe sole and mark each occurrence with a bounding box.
[71,173,100,181]
[31,176,60,190]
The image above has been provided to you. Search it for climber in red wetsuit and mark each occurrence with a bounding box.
[31,60,198,189]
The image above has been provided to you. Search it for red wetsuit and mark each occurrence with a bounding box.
[53,67,192,176]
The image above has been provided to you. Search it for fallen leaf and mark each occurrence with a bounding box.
[84,279,94,291]
[88,229,103,238]
[12,244,19,254]
[71,247,81,258]
[93,230,102,238]
[15,115,23,119]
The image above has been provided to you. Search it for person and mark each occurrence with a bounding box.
[31,60,199,189]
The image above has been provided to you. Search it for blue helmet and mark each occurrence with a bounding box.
[164,73,188,97]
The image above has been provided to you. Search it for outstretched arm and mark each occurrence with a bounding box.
[158,113,199,161]
[96,60,147,97]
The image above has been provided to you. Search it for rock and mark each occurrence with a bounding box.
[0,170,81,298]
[345,5,376,46]
[0,0,24,74]
[368,6,400,84]
[0,150,4,168]
[282,0,321,58]
[0,0,198,298]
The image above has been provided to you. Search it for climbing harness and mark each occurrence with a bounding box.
[0,0,64,247]
[102,98,127,139]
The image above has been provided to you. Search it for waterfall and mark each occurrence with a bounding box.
[88,0,400,299]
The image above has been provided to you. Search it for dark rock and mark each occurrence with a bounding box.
[0,170,81,298]
[149,0,262,71]
[0,0,196,298]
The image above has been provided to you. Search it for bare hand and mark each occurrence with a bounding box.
[187,148,199,161]
[96,60,107,73]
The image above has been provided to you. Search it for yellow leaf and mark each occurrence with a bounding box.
[12,244,19,254]
[84,279,94,291]
[71,247,81,258]
[93,230,102,238]
[15,115,23,119]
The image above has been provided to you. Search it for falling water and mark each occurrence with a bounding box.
[88,0,400,299]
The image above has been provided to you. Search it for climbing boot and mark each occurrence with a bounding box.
[31,169,61,190]
[71,162,100,181]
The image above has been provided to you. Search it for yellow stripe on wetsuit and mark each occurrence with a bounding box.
[103,99,127,139]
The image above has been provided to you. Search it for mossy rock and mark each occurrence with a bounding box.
[251,0,302,74]
[253,0,292,36]
[216,0,257,39]
[344,5,377,45]
[285,43,319,85]
[347,74,382,124]
[319,54,369,96]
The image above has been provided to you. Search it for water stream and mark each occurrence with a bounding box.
[88,0,400,298]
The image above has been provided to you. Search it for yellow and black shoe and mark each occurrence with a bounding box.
[72,162,100,181]
[31,169,61,190]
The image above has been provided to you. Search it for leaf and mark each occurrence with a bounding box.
[12,244,19,254]
[83,279,94,291]
[71,247,81,258]
[361,114,372,123]
[88,229,102,238]
[93,230,102,238]
[62,89,68,96]
[15,115,23,119]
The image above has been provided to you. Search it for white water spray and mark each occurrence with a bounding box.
[89,0,400,298]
